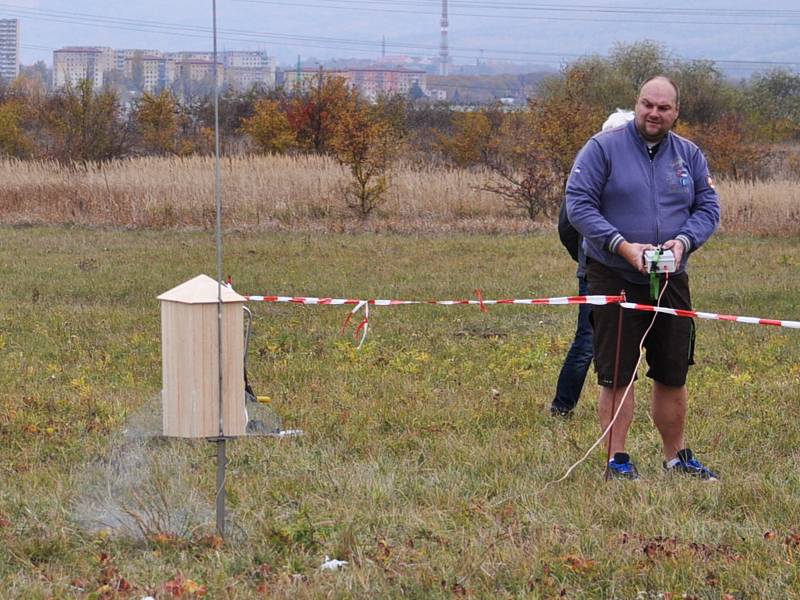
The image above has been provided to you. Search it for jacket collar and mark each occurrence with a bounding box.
[627,119,673,153]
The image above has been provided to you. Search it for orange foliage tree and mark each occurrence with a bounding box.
[329,98,401,218]
[677,115,770,180]
[477,110,564,220]
[285,76,359,153]
[435,110,496,167]
[240,98,296,154]
[133,90,192,156]
[0,99,33,158]
[437,68,605,220]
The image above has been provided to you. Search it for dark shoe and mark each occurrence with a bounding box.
[607,452,640,480]
[664,448,719,481]
[550,404,573,418]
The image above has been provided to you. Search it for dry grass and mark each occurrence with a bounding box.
[0,155,797,234]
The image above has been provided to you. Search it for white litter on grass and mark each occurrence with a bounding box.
[320,556,348,571]
[273,429,304,438]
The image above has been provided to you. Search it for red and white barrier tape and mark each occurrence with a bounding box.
[243,293,626,348]
[619,302,800,329]
[240,290,799,346]
[244,294,625,307]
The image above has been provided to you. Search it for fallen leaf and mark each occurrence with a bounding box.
[563,555,596,573]
[116,577,132,591]
[197,534,223,549]
[164,575,185,596]
[183,579,207,595]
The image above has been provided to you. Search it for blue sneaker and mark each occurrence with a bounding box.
[664,448,719,481]
[607,452,640,480]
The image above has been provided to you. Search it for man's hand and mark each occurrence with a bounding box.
[617,241,657,274]
[661,239,686,269]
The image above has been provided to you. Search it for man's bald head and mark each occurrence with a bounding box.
[634,76,680,143]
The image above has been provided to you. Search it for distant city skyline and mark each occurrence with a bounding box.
[2,0,799,75]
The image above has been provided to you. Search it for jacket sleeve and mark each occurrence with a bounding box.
[677,147,720,252]
[565,139,622,252]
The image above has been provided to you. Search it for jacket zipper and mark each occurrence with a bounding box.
[648,142,661,244]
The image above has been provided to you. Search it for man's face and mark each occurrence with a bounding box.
[634,79,679,143]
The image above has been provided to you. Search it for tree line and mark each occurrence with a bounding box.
[1,42,798,219]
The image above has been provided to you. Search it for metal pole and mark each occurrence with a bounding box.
[604,291,626,481]
[212,0,226,538]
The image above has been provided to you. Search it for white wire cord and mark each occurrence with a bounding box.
[540,277,671,491]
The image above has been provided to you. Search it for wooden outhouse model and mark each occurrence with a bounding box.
[158,274,247,438]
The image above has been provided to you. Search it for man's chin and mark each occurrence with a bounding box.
[643,128,666,142]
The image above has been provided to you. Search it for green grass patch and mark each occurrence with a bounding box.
[1,226,799,597]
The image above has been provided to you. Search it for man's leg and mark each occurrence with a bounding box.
[599,385,635,456]
[552,276,593,414]
[650,381,687,460]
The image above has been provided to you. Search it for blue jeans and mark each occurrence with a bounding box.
[552,275,594,412]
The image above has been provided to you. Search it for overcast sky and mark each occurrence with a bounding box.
[3,0,799,73]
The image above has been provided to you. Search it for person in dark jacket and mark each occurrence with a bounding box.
[551,110,634,417]
[565,76,720,480]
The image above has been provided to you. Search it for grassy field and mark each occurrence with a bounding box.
[1,226,800,598]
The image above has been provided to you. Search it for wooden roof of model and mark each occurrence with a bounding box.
[157,274,246,304]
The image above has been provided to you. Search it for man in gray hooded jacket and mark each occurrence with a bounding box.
[565,75,720,480]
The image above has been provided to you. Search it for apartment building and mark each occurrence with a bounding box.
[51,46,277,94]
[116,48,162,71]
[223,51,277,90]
[0,18,20,83]
[123,54,177,93]
[283,67,428,101]
[165,51,214,63]
[53,46,116,90]
[349,68,427,101]
[175,59,224,85]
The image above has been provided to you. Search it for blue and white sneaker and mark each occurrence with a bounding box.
[664,448,719,481]
[607,452,640,480]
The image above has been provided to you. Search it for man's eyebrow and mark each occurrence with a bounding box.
[640,96,674,109]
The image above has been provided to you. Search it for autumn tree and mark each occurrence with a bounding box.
[437,106,569,220]
[329,98,400,218]
[0,99,33,158]
[192,87,263,154]
[677,116,769,180]
[285,75,358,153]
[476,110,563,220]
[132,90,191,155]
[240,98,295,154]
[436,110,495,167]
[670,60,734,124]
[528,67,606,182]
[40,79,129,163]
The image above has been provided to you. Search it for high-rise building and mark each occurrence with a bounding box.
[53,46,115,90]
[115,48,161,71]
[0,18,20,83]
[123,53,176,93]
[222,51,277,90]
